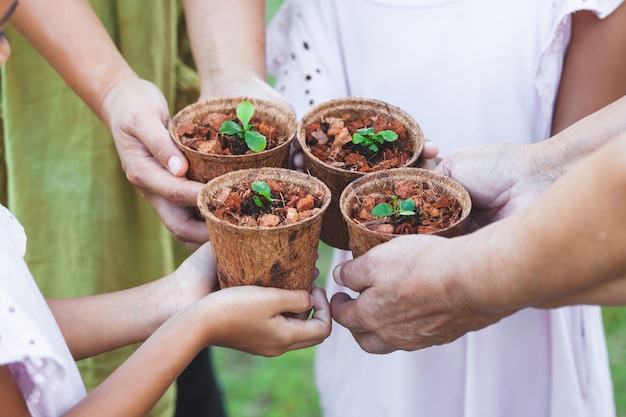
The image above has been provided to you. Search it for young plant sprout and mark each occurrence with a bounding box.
[251,181,273,208]
[371,195,416,217]
[219,101,267,152]
[351,127,398,152]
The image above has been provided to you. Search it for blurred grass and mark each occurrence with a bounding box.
[604,307,626,415]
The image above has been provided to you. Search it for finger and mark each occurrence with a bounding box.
[124,114,190,177]
[124,147,203,208]
[329,291,369,335]
[332,256,376,293]
[145,193,209,246]
[420,140,439,160]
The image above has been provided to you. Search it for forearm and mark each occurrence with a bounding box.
[542,3,626,174]
[457,133,626,312]
[62,306,208,417]
[182,0,267,95]
[48,275,181,360]
[9,0,137,126]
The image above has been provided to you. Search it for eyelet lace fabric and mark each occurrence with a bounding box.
[1,205,86,417]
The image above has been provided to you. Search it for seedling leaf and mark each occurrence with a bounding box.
[251,181,273,206]
[236,101,255,130]
[220,120,243,137]
[371,203,393,217]
[245,130,267,152]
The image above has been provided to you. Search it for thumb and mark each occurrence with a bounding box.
[333,257,375,294]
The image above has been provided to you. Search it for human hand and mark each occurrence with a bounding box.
[101,76,208,248]
[330,235,511,353]
[198,285,331,356]
[166,242,219,312]
[435,142,554,231]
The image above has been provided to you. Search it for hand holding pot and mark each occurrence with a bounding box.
[330,235,509,354]
[190,285,332,356]
[101,76,208,247]
[435,142,552,231]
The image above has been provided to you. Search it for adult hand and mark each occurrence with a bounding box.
[101,76,208,248]
[200,285,332,357]
[435,142,556,231]
[330,235,512,353]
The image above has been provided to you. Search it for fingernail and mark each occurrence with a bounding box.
[168,156,182,175]
[333,264,344,286]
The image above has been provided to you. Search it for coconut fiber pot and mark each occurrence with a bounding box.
[340,168,472,258]
[170,96,297,184]
[197,167,331,292]
[297,97,425,250]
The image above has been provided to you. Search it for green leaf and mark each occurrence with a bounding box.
[356,127,374,136]
[352,133,366,145]
[379,130,398,143]
[236,101,255,130]
[399,199,415,212]
[368,143,379,152]
[245,130,267,152]
[371,203,393,217]
[220,120,244,137]
[251,181,273,204]
[252,180,271,195]
[253,195,265,208]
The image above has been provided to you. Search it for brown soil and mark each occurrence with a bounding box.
[174,110,286,156]
[208,177,326,227]
[304,112,415,172]
[350,178,463,235]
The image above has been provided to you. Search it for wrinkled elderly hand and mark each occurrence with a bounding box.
[435,142,557,231]
[101,76,207,248]
[330,235,512,354]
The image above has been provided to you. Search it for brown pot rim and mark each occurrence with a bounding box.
[170,96,297,159]
[197,167,332,230]
[296,97,425,173]
[340,167,472,237]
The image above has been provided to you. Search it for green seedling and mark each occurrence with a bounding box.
[219,101,267,152]
[351,127,398,152]
[371,196,416,217]
[251,181,273,208]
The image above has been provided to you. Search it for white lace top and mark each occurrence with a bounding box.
[0,205,86,417]
[267,1,622,416]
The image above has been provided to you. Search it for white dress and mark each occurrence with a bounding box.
[267,1,621,416]
[0,205,86,417]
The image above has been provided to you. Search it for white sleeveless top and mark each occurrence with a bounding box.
[267,0,621,416]
[0,205,86,417]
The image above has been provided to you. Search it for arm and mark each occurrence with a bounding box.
[47,243,218,360]
[436,4,626,230]
[61,284,330,417]
[182,0,291,104]
[1,243,331,417]
[331,132,626,353]
[9,0,208,247]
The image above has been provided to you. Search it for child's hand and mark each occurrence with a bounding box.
[198,285,332,356]
[167,242,219,313]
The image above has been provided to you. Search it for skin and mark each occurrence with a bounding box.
[0,242,332,416]
[7,0,298,248]
[330,5,626,354]
[0,1,332,414]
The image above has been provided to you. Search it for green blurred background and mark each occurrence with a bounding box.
[210,2,626,417]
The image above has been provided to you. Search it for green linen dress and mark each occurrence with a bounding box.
[0,2,192,415]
